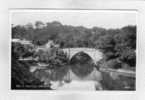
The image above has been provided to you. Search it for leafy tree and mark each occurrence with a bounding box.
[35,21,45,29]
[12,21,136,70]
[11,42,43,89]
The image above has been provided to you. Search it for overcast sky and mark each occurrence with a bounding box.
[11,10,137,29]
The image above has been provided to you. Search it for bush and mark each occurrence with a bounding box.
[106,59,122,69]
[12,42,34,59]
[11,55,43,89]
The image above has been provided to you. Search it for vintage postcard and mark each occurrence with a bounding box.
[11,10,136,91]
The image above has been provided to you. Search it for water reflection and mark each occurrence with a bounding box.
[30,51,135,90]
[30,51,103,90]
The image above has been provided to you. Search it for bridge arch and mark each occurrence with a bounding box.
[62,48,103,64]
[69,51,94,64]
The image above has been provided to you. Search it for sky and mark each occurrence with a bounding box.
[11,10,137,29]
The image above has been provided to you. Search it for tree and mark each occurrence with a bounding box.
[35,21,45,29]
[11,43,43,89]
[12,25,27,39]
[12,21,136,70]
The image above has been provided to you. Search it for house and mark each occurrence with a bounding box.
[35,40,60,52]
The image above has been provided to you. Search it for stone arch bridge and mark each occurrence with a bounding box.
[62,48,103,64]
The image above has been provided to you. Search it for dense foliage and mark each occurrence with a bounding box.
[11,42,69,89]
[34,48,69,81]
[11,43,43,89]
[12,21,136,69]
[11,21,136,90]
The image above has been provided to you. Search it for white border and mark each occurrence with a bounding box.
[9,9,138,92]
[0,0,145,100]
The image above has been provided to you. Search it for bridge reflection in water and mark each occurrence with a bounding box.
[32,49,103,90]
[20,47,135,90]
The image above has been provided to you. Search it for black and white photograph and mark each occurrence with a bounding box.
[11,10,136,91]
